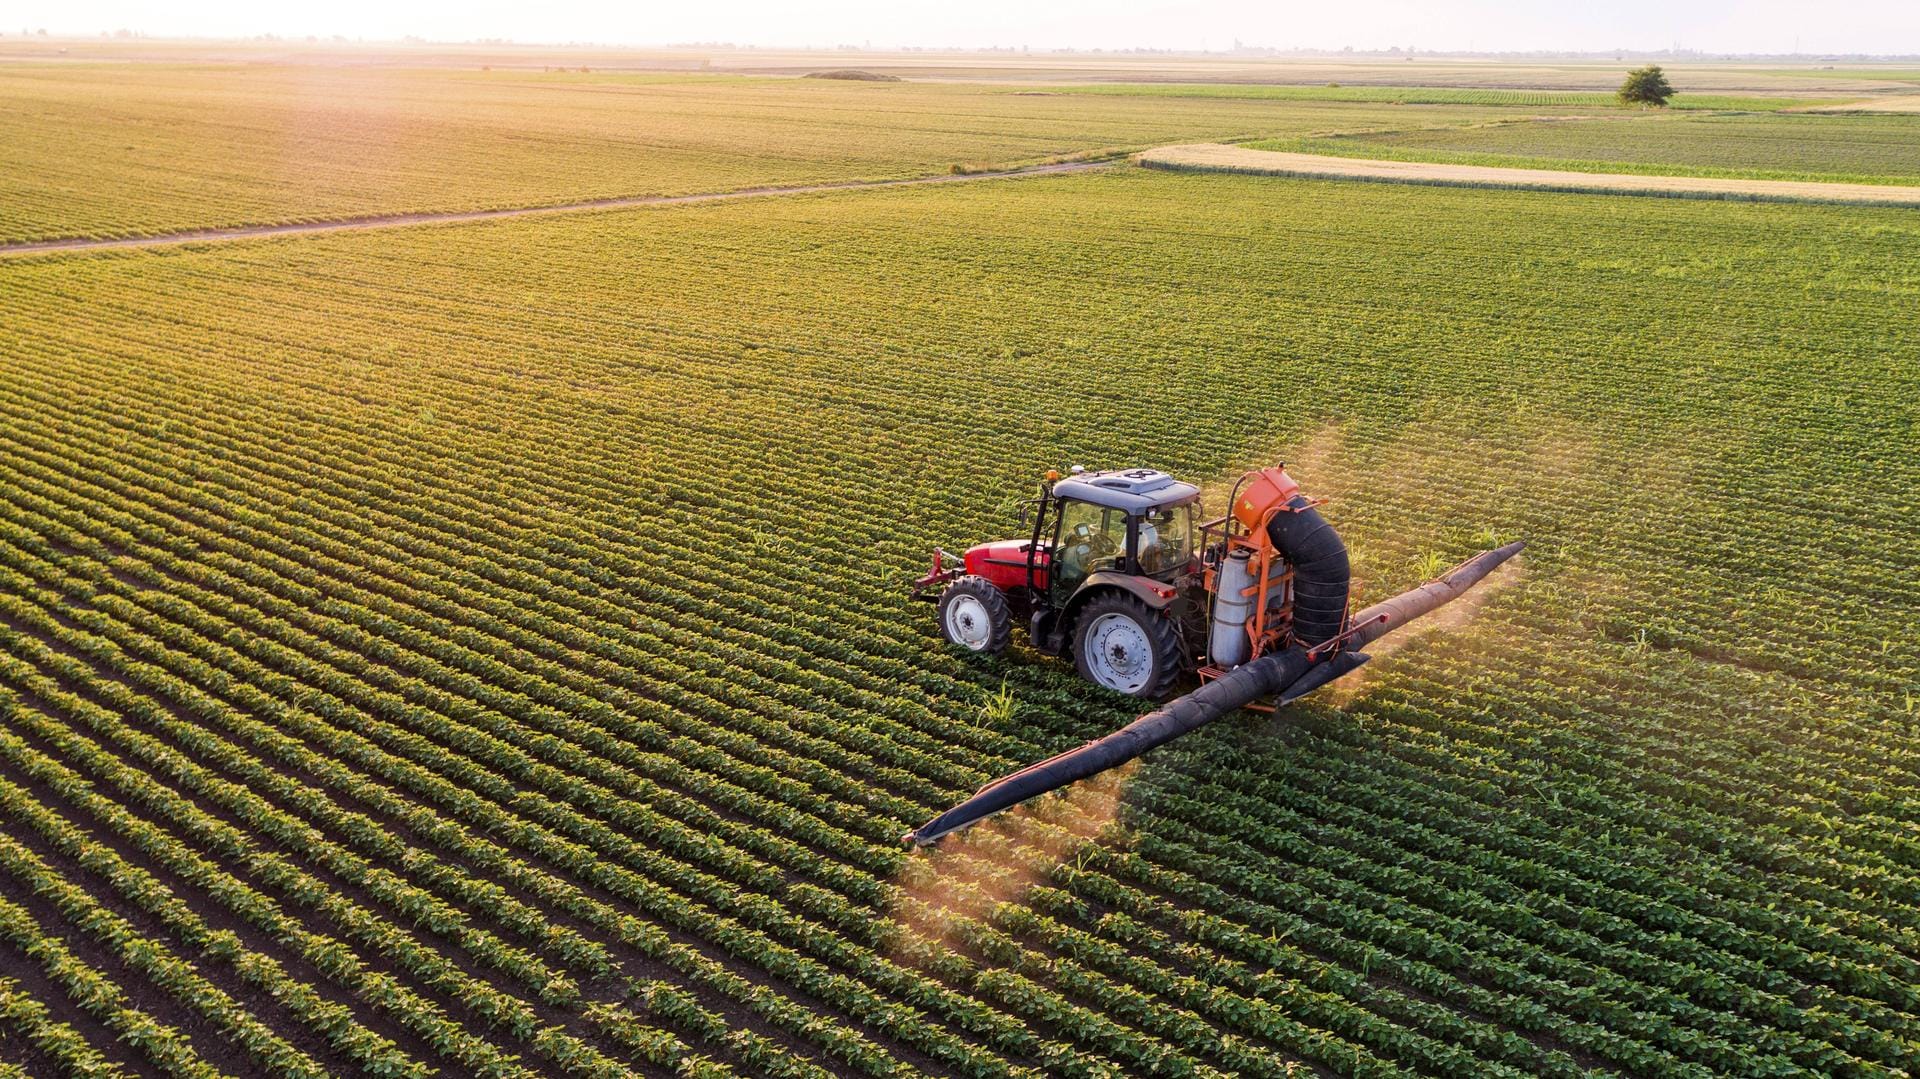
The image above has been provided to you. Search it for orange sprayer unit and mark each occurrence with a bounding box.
[903,460,1524,846]
[1196,467,1347,688]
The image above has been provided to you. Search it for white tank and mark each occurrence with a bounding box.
[1209,549,1255,668]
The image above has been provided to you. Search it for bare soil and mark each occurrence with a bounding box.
[1138,143,1920,208]
[1804,94,1920,113]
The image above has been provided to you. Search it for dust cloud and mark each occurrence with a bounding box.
[1222,417,1606,705]
[888,760,1137,958]
[1323,556,1528,705]
[888,414,1653,953]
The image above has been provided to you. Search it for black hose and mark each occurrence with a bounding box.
[901,645,1317,845]
[1345,540,1526,650]
[901,540,1524,847]
[1266,495,1350,644]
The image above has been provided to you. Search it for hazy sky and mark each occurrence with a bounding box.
[15,0,1918,55]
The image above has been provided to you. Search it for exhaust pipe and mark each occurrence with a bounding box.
[902,540,1523,847]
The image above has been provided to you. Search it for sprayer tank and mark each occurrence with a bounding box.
[1209,549,1255,667]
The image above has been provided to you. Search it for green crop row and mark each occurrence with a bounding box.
[0,975,137,1078]
[0,158,1913,1077]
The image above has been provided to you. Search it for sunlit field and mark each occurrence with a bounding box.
[2,45,1917,1078]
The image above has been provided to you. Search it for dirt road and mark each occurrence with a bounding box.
[1138,144,1920,208]
[0,160,1110,258]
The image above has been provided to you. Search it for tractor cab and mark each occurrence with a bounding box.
[1046,469,1199,599]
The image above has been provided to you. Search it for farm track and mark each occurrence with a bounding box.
[1140,143,1920,205]
[0,161,1112,258]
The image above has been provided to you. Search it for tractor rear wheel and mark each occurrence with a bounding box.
[1073,593,1181,698]
[938,576,1012,655]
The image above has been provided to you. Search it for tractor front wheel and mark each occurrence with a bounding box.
[938,576,1012,655]
[1073,593,1181,698]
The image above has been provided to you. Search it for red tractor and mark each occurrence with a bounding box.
[912,465,1355,699]
[905,466,1524,845]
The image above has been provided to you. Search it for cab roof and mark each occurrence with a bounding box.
[1052,468,1201,514]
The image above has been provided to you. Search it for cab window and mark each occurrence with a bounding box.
[1054,499,1126,596]
[1133,504,1192,576]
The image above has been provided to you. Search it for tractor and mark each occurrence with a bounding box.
[911,464,1355,699]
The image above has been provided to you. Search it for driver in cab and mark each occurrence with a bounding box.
[1056,513,1120,583]
[1135,507,1185,575]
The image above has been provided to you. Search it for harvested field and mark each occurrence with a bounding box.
[1139,142,1920,205]
[1807,93,1920,113]
[1258,110,1920,185]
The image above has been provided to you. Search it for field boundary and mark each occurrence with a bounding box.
[1137,143,1920,208]
[0,160,1112,257]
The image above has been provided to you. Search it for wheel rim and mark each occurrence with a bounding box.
[944,594,995,650]
[1082,612,1155,694]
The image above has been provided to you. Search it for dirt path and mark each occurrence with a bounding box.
[0,160,1110,258]
[1138,143,1920,208]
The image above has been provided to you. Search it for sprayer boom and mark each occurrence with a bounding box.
[902,538,1524,847]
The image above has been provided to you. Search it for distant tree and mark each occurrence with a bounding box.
[1618,64,1675,107]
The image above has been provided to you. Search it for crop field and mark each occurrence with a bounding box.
[0,64,1562,244]
[7,59,1894,247]
[3,55,1919,1079]
[1045,84,1837,111]
[1254,112,1920,185]
[10,38,1913,92]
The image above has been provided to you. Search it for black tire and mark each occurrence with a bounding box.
[937,576,1012,655]
[1072,592,1181,699]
